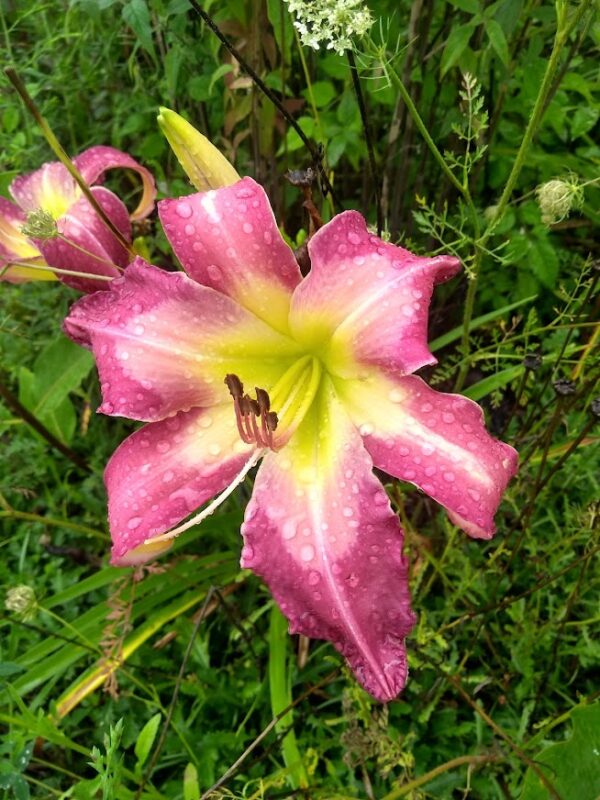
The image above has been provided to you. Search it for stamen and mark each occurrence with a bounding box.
[225,373,281,450]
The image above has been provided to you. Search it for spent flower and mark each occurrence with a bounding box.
[5,585,37,620]
[536,175,584,225]
[284,0,373,55]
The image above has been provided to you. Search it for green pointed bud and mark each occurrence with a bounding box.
[157,107,240,192]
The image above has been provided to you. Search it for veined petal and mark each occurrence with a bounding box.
[159,178,302,334]
[0,197,40,260]
[107,405,254,565]
[335,373,518,539]
[289,212,460,378]
[157,107,241,191]
[38,187,127,293]
[73,145,156,221]
[0,197,53,283]
[64,259,301,422]
[241,377,415,702]
[10,162,79,219]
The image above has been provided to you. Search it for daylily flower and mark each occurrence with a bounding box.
[0,196,54,284]
[3,146,156,293]
[64,178,517,701]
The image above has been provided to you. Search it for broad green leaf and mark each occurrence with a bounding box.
[521,703,600,800]
[463,365,522,401]
[441,25,475,76]
[486,19,509,66]
[18,366,77,445]
[570,107,599,139]
[122,0,156,59]
[30,336,94,416]
[134,713,162,768]
[447,0,480,12]
[304,81,335,108]
[183,763,200,800]
[208,63,234,96]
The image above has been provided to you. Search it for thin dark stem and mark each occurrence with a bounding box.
[200,670,338,799]
[187,0,340,207]
[136,587,218,799]
[347,50,382,235]
[0,377,89,472]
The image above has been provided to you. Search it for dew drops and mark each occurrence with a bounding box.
[175,202,192,219]
[389,388,403,403]
[300,544,315,562]
[442,412,455,424]
[127,516,142,530]
[282,519,297,540]
[308,570,320,586]
[242,222,254,234]
[184,223,195,236]
[421,402,433,413]
[468,488,481,501]
[443,471,455,483]
[156,440,170,453]
[342,506,354,517]
[207,264,223,282]
[347,231,361,245]
[359,423,374,437]
[163,470,174,483]
[208,443,221,456]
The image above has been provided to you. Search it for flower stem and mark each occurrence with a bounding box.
[455,0,592,390]
[347,49,383,235]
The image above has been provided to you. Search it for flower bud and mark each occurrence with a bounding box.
[157,107,240,192]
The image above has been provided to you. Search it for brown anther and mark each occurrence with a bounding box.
[255,387,271,413]
[226,376,281,450]
[225,374,244,398]
[266,411,278,432]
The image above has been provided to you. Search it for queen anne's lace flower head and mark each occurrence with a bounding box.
[284,0,373,55]
[536,175,584,226]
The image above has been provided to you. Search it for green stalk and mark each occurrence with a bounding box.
[454,0,592,390]
[268,605,308,789]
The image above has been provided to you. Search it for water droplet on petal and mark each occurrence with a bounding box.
[175,202,192,219]
[128,516,142,530]
[300,544,315,562]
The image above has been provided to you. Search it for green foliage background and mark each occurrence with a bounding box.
[0,0,598,798]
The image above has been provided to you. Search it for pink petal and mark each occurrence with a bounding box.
[64,259,301,422]
[38,187,128,292]
[73,145,156,221]
[159,178,302,334]
[289,212,460,378]
[336,373,518,539]
[106,405,253,565]
[10,162,79,215]
[0,197,44,282]
[241,379,416,702]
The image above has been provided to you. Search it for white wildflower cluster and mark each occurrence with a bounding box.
[284,0,373,55]
[536,175,584,226]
